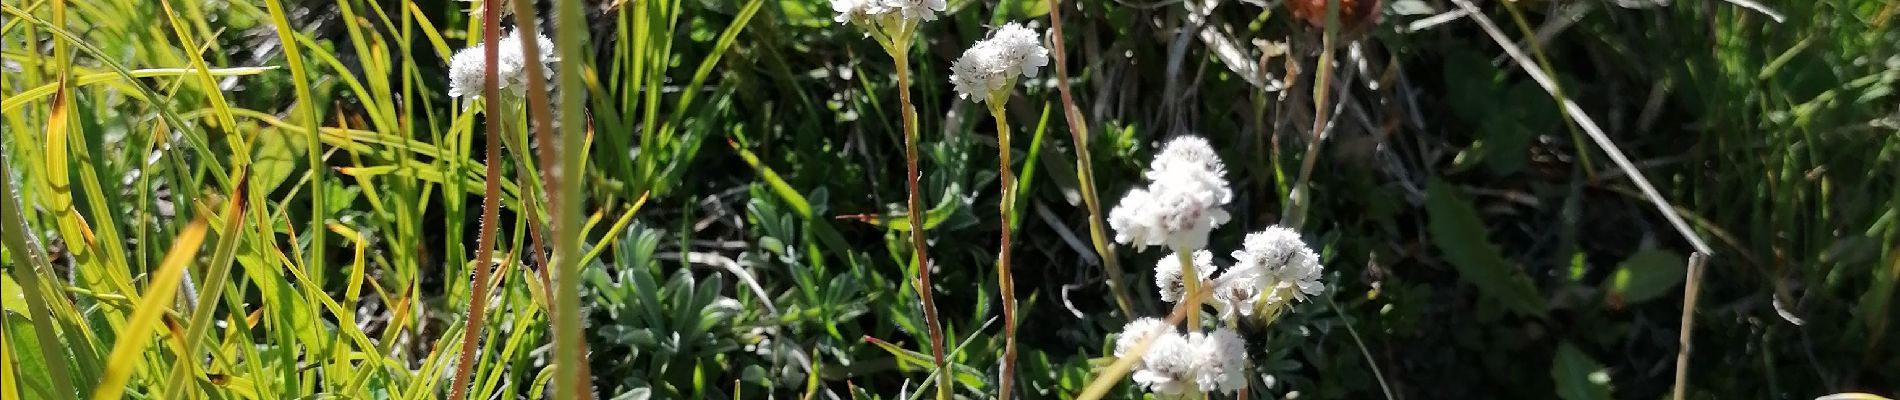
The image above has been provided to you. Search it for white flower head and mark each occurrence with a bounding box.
[447,46,487,99]
[1189,328,1250,394]
[832,0,944,29]
[1210,266,1265,320]
[949,22,1048,102]
[1215,226,1324,318]
[1129,329,1195,397]
[447,29,559,102]
[1108,135,1232,251]
[1154,250,1215,303]
[1115,317,1174,362]
[1149,135,1224,179]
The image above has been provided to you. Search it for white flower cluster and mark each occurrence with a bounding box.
[1115,318,1250,396]
[1108,135,1232,251]
[949,23,1049,102]
[1105,134,1330,397]
[831,0,945,29]
[447,29,559,101]
[1211,226,1325,320]
[1154,250,1213,304]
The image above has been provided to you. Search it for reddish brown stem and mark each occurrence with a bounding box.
[446,1,504,398]
[1044,0,1134,318]
[894,54,950,398]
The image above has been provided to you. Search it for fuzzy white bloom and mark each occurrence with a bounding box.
[1148,135,1223,179]
[1154,250,1215,303]
[1115,317,1174,362]
[1214,226,1324,318]
[447,29,559,101]
[1108,135,1232,251]
[1129,328,1195,397]
[949,22,1049,102]
[1189,328,1250,394]
[831,0,945,26]
[447,47,487,99]
[1124,324,1251,397]
[1210,267,1265,320]
[1108,168,1232,251]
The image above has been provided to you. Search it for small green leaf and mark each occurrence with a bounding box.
[1552,343,1612,400]
[1604,249,1686,306]
[4,311,58,398]
[1426,179,1547,317]
[250,127,305,194]
[998,0,1050,18]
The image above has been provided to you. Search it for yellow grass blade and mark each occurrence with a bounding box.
[1,67,277,114]
[89,217,211,400]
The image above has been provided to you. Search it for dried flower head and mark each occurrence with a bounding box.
[447,29,559,101]
[1286,0,1383,32]
[949,22,1049,102]
[1154,250,1215,303]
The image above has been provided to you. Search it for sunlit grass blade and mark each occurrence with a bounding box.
[161,173,249,400]
[89,215,211,400]
[1,149,80,400]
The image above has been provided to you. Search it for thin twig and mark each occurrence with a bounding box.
[1673,252,1709,400]
[1045,0,1137,318]
[1447,0,1715,255]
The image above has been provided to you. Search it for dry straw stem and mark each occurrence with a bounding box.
[1044,0,1137,318]
[1074,287,1204,400]
[1446,0,1714,256]
[990,101,1021,400]
[1673,252,1709,400]
[1285,0,1342,231]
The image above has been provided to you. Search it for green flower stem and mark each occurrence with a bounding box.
[988,98,1019,400]
[551,0,595,393]
[1177,249,1204,329]
[888,37,951,400]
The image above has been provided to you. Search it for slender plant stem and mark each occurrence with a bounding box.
[1177,249,1203,329]
[1673,252,1709,400]
[505,0,556,320]
[890,41,953,400]
[1286,0,1339,231]
[1042,0,1135,318]
[446,3,505,398]
[549,0,595,394]
[989,101,1019,400]
[0,153,78,400]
